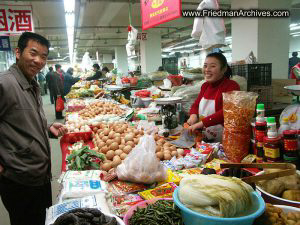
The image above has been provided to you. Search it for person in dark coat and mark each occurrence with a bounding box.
[86,63,103,81]
[64,67,80,96]
[52,64,64,119]
[45,67,54,104]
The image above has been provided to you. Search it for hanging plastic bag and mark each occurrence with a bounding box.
[56,96,64,112]
[222,91,258,162]
[116,134,167,184]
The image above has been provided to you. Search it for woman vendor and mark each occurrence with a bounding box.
[187,52,240,142]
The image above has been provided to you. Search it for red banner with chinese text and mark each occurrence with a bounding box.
[141,0,181,30]
[0,4,34,36]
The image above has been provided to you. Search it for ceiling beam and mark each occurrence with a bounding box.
[35,25,178,30]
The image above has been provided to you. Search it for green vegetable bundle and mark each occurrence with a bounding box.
[67,146,105,171]
[129,200,183,225]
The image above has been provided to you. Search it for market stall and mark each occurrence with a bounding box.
[46,70,300,225]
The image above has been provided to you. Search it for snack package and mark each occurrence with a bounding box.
[60,180,107,201]
[46,193,111,225]
[173,168,203,179]
[222,91,258,162]
[58,170,102,184]
[107,194,144,217]
[108,180,149,194]
[138,182,177,200]
[116,134,167,184]
[203,158,227,173]
[158,169,182,186]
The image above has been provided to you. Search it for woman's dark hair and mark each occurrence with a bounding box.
[18,32,50,54]
[67,67,73,74]
[55,64,61,70]
[102,67,109,73]
[206,52,232,78]
[93,63,100,70]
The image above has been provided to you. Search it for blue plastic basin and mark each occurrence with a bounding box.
[173,187,265,225]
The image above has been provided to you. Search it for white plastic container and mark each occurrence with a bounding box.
[256,104,265,123]
[278,117,290,135]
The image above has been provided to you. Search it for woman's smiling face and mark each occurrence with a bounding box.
[203,56,226,83]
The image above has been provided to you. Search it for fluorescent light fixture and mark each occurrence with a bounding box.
[291,31,300,35]
[65,13,75,27]
[225,36,232,40]
[64,0,75,13]
[49,47,54,51]
[290,23,298,28]
[290,25,300,31]
[171,43,198,50]
[293,34,300,37]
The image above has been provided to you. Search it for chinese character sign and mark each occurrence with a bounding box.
[0,4,34,36]
[141,0,181,30]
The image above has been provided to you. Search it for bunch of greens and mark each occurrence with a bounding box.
[129,200,183,225]
[67,146,105,171]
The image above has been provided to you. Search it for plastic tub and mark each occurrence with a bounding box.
[123,198,173,225]
[173,188,265,225]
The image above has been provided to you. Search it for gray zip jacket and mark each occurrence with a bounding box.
[0,64,52,186]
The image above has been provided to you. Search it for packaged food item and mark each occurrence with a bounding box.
[173,168,203,179]
[203,158,227,172]
[158,169,182,186]
[223,91,258,162]
[108,180,149,194]
[138,182,177,200]
[108,194,144,217]
[58,170,102,184]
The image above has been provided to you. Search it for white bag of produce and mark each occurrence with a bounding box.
[60,179,107,201]
[45,194,111,225]
[116,134,167,184]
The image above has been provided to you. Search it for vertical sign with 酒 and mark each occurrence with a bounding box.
[141,0,181,30]
[0,4,34,36]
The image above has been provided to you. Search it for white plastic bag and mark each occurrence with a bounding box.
[116,134,167,184]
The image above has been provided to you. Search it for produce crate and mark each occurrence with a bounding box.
[249,85,273,109]
[63,131,93,144]
[231,63,272,90]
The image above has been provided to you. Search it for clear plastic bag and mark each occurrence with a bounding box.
[222,91,258,162]
[116,134,167,184]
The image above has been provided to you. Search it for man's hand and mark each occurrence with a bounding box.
[50,123,68,137]
[187,114,198,125]
[188,121,204,134]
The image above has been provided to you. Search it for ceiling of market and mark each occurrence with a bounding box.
[4,0,300,62]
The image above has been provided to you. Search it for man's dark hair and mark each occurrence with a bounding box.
[55,64,61,70]
[206,52,232,78]
[67,67,73,74]
[102,67,109,73]
[17,32,50,54]
[93,63,100,70]
[292,52,298,57]
[49,67,53,71]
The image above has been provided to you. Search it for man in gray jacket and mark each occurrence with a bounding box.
[0,32,67,225]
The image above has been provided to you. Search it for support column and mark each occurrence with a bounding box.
[103,54,113,63]
[115,46,129,75]
[231,0,292,78]
[140,32,162,74]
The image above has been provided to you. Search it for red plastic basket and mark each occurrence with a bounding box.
[63,131,93,143]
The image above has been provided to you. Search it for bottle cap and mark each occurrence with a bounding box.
[282,117,289,123]
[267,117,276,123]
[257,104,265,110]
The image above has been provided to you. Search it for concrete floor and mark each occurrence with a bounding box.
[0,92,64,225]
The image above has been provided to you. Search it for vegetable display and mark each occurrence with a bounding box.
[53,208,118,225]
[179,174,254,218]
[67,146,105,170]
[129,200,183,225]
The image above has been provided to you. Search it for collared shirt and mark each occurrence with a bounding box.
[0,64,52,186]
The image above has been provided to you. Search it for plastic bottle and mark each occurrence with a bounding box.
[256,104,265,122]
[278,117,290,136]
[267,117,277,138]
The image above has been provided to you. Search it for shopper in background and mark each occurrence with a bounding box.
[53,64,65,119]
[64,67,80,96]
[0,32,67,225]
[102,66,110,76]
[187,52,240,142]
[46,66,55,104]
[289,52,300,78]
[38,71,46,95]
[86,63,103,81]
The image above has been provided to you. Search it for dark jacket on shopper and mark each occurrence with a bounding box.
[86,70,103,81]
[64,72,80,96]
[0,64,52,186]
[50,71,64,97]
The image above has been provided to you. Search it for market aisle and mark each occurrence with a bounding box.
[0,92,64,225]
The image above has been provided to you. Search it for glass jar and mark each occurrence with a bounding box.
[263,136,282,162]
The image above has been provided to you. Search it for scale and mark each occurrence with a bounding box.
[154,97,183,136]
[281,85,300,130]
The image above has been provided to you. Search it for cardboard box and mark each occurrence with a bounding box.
[272,79,295,103]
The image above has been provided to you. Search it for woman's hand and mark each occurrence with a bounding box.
[187,114,198,125]
[188,121,204,134]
